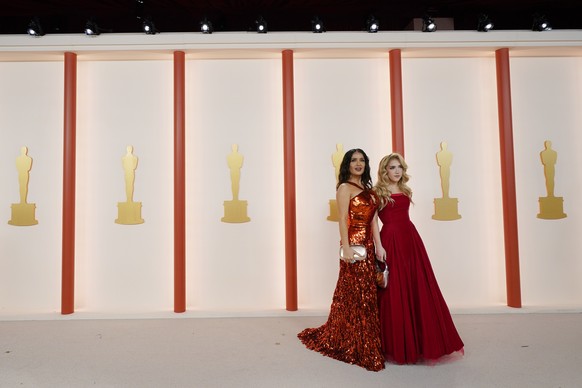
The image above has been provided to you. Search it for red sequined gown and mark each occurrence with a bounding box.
[298,186,385,372]
[378,193,464,364]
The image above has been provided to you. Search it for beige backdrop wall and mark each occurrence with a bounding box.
[510,57,582,307]
[0,62,64,314]
[185,58,286,312]
[75,60,175,313]
[1,31,581,318]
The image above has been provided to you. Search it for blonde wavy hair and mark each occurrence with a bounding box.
[373,153,413,209]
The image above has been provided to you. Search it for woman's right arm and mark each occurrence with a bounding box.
[337,183,355,261]
[372,211,386,262]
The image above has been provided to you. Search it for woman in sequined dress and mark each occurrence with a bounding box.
[298,148,385,372]
[374,153,464,364]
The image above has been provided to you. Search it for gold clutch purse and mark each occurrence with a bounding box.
[339,245,367,263]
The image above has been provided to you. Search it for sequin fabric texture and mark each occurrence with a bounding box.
[298,188,385,372]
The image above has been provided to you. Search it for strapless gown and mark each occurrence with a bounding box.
[378,193,464,364]
[298,188,385,371]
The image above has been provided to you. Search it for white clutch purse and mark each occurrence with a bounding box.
[339,245,367,263]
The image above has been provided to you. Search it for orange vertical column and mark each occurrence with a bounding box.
[495,48,522,308]
[389,49,405,156]
[282,50,298,311]
[174,51,186,313]
[62,52,77,314]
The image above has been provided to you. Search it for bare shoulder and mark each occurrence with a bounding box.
[336,182,351,192]
[339,183,366,203]
[337,182,360,196]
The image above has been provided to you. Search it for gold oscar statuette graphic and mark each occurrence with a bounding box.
[115,145,144,225]
[327,143,344,222]
[221,144,250,223]
[432,141,461,221]
[537,140,566,219]
[8,146,39,226]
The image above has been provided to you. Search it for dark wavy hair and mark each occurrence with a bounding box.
[336,148,372,190]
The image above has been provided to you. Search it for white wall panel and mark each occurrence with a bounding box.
[185,58,285,311]
[0,62,63,313]
[511,57,582,306]
[75,60,174,312]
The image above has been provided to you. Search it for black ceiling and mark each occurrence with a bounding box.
[1,0,581,35]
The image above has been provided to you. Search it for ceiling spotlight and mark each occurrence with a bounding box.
[311,16,325,33]
[366,16,379,33]
[27,18,44,37]
[256,16,268,33]
[477,14,494,32]
[200,18,213,34]
[142,17,158,34]
[532,13,552,31]
[422,16,437,32]
[84,19,101,36]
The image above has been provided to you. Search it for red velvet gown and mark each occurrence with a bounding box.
[298,186,385,371]
[378,193,464,364]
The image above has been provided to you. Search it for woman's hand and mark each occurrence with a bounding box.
[341,245,360,263]
[375,245,386,262]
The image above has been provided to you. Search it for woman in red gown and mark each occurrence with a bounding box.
[298,149,385,372]
[374,153,464,364]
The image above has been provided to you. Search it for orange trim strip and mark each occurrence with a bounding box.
[61,52,77,314]
[174,51,186,313]
[495,48,522,308]
[389,49,405,156]
[282,50,298,311]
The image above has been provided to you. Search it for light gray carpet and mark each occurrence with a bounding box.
[1,312,581,387]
